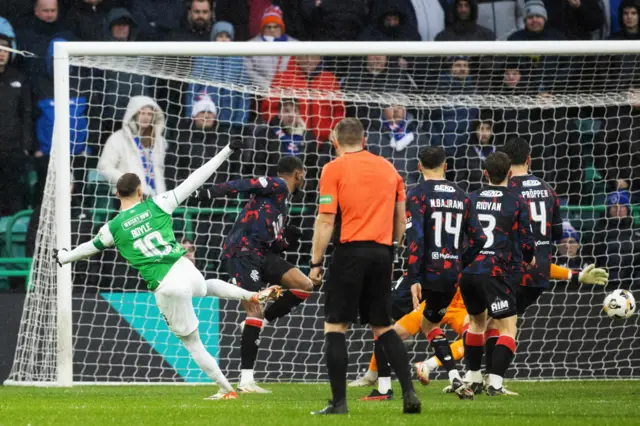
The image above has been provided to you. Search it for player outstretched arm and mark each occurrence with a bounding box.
[461,197,487,267]
[550,263,609,285]
[57,142,243,266]
[195,176,285,202]
[405,189,425,309]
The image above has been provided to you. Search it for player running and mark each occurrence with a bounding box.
[460,151,535,396]
[54,142,282,400]
[399,146,487,400]
[194,155,314,393]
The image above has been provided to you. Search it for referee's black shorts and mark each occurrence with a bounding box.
[324,241,393,327]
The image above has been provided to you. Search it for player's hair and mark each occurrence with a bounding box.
[116,173,142,197]
[484,152,512,184]
[333,117,364,146]
[277,156,304,175]
[502,137,530,166]
[418,146,446,170]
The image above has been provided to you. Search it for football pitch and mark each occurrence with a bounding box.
[1,381,638,425]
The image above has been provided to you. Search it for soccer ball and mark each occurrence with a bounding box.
[603,289,636,319]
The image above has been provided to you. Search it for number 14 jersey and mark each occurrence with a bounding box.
[92,193,186,290]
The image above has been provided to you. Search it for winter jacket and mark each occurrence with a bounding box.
[187,22,251,128]
[453,138,496,193]
[215,0,271,41]
[131,0,183,41]
[33,36,90,156]
[358,0,421,41]
[65,0,110,41]
[507,26,566,41]
[261,58,345,142]
[17,17,65,83]
[299,0,369,41]
[245,33,298,90]
[98,96,167,196]
[97,8,151,133]
[515,0,605,40]
[410,0,446,41]
[435,0,496,41]
[478,0,523,39]
[0,66,34,153]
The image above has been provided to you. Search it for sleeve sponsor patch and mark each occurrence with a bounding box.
[319,195,333,205]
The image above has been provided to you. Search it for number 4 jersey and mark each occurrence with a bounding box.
[509,175,563,288]
[405,179,487,290]
[92,193,186,290]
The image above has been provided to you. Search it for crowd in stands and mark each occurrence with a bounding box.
[0,0,639,291]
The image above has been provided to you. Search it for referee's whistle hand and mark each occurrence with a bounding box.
[309,267,323,286]
[411,283,422,310]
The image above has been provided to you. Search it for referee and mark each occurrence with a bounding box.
[309,118,421,415]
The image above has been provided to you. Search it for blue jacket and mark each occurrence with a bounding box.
[34,37,89,155]
[186,22,250,127]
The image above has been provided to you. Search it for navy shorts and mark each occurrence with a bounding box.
[226,252,294,292]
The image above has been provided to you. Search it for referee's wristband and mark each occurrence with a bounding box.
[310,259,324,268]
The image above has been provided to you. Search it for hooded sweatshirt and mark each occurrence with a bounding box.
[358,0,421,41]
[98,96,167,196]
[435,0,496,41]
[608,0,640,39]
[187,21,250,127]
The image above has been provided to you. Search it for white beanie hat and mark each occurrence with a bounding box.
[191,94,217,118]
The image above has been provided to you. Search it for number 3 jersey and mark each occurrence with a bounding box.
[92,193,186,291]
[464,185,535,277]
[405,179,487,290]
[508,175,563,288]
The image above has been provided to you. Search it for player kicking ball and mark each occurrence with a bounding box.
[194,156,314,393]
[54,142,281,400]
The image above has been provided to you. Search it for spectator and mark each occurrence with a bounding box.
[65,0,110,41]
[492,57,540,95]
[433,56,478,156]
[32,36,92,205]
[96,8,153,142]
[167,0,213,42]
[516,0,605,40]
[358,0,421,42]
[299,0,369,41]
[167,94,235,187]
[269,98,315,156]
[17,0,65,84]
[410,0,446,41]
[342,55,416,125]
[435,0,496,41]
[215,0,271,41]
[507,1,566,40]
[131,0,182,41]
[591,191,640,288]
[595,86,640,200]
[556,221,595,269]
[453,116,496,192]
[187,21,250,129]
[245,6,297,90]
[477,0,524,39]
[261,55,345,142]
[0,20,34,216]
[608,0,640,39]
[98,96,167,197]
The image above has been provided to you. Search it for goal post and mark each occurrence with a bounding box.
[6,40,640,386]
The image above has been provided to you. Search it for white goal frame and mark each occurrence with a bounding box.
[10,39,640,387]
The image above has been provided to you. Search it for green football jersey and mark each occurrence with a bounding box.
[92,192,186,290]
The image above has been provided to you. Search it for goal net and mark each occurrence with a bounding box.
[6,41,640,385]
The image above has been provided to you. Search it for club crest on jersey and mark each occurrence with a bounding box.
[434,184,455,193]
[480,190,503,197]
[250,270,260,282]
[522,179,541,187]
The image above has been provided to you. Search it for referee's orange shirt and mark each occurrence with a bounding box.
[318,150,405,246]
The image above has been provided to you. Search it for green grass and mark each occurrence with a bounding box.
[1,381,638,426]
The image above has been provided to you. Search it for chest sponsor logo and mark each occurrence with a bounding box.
[122,210,152,230]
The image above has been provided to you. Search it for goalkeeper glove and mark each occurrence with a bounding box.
[53,248,67,267]
[577,264,609,285]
